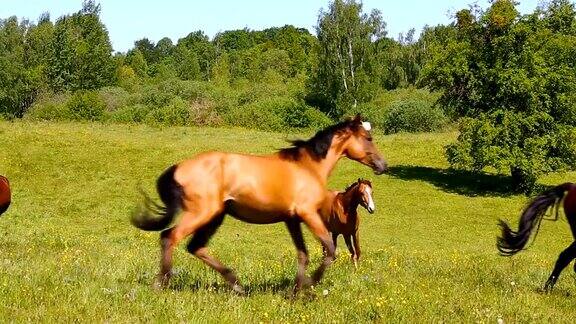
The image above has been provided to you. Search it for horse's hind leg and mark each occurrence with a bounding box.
[286,219,311,293]
[187,213,244,294]
[544,241,576,291]
[155,208,220,289]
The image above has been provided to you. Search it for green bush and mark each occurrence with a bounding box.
[26,93,71,121]
[346,88,443,133]
[66,91,106,121]
[139,86,176,109]
[446,111,576,193]
[107,104,151,123]
[383,99,447,134]
[302,106,333,129]
[235,75,290,105]
[225,97,331,131]
[348,102,386,129]
[225,101,285,131]
[157,79,217,102]
[145,97,190,126]
[98,87,130,112]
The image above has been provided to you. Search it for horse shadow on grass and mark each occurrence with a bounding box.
[138,272,297,296]
[387,165,521,197]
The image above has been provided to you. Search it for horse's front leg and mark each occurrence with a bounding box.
[300,212,335,285]
[285,219,312,293]
[344,235,357,268]
[352,231,361,268]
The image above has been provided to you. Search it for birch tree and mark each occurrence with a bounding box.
[311,0,386,117]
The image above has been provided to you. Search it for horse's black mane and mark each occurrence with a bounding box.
[278,119,358,161]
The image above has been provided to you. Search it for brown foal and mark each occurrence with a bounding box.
[321,179,374,268]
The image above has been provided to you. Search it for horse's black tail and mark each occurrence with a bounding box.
[497,183,574,256]
[131,165,184,231]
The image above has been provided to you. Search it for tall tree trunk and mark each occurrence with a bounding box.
[348,35,355,89]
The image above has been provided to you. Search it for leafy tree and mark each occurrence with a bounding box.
[134,38,157,64]
[422,0,576,192]
[177,31,215,80]
[125,48,148,78]
[0,16,33,117]
[155,37,174,60]
[211,52,231,87]
[262,25,317,75]
[47,0,115,91]
[309,0,386,117]
[214,28,261,52]
[24,13,53,69]
[173,45,200,80]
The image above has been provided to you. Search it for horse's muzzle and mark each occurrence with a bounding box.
[367,206,375,214]
[372,158,388,175]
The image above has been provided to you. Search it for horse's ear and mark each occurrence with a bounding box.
[353,113,362,123]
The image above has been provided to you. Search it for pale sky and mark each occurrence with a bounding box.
[1,0,541,53]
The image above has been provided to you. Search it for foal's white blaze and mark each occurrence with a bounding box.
[361,121,372,131]
[365,186,375,211]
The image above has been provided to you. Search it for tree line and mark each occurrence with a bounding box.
[1,0,576,192]
[0,0,428,118]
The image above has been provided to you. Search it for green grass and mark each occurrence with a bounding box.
[1,121,576,322]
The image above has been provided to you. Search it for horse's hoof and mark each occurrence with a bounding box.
[152,279,165,291]
[231,283,246,296]
[542,278,556,293]
[152,273,171,291]
[292,276,313,296]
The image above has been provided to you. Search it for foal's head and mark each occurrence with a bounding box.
[348,179,375,214]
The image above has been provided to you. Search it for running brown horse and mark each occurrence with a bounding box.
[497,183,576,291]
[0,175,10,216]
[131,115,387,294]
[321,179,374,268]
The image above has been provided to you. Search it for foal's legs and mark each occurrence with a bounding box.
[344,235,357,268]
[286,219,311,292]
[187,213,244,294]
[352,231,361,265]
[300,213,335,285]
[544,241,576,291]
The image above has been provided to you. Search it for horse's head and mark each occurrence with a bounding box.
[340,114,387,175]
[356,179,375,214]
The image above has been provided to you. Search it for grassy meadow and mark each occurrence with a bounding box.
[1,121,576,322]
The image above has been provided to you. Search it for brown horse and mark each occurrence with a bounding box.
[497,183,576,291]
[0,175,10,216]
[321,179,374,268]
[131,115,387,294]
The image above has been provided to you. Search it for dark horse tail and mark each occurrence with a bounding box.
[497,183,574,256]
[130,165,184,231]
